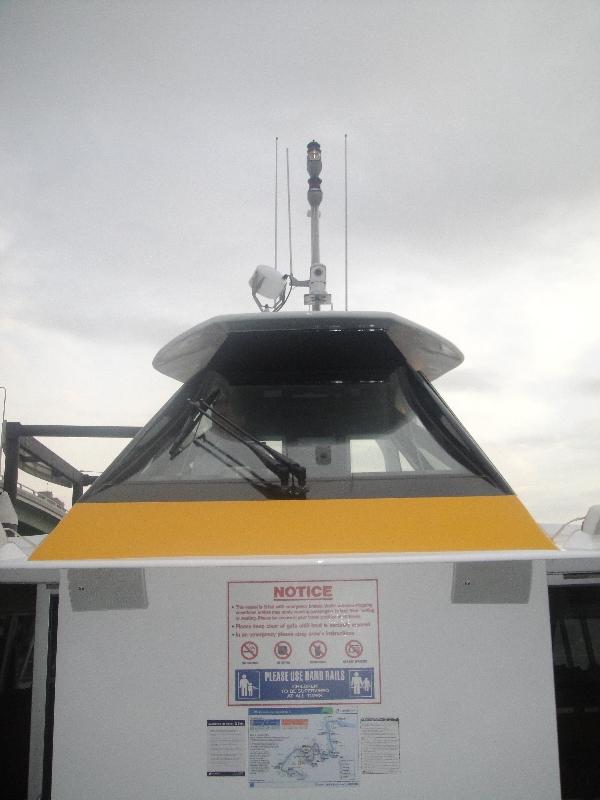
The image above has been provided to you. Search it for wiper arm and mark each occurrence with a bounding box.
[189,397,308,497]
[194,437,300,500]
[169,388,220,459]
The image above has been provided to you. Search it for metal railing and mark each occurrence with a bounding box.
[0,478,66,514]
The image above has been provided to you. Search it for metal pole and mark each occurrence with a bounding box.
[0,386,7,480]
[310,208,320,266]
[13,425,141,438]
[304,141,330,311]
[72,482,85,505]
[307,140,323,268]
[3,422,20,505]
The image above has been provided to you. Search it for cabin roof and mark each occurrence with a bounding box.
[152,311,464,383]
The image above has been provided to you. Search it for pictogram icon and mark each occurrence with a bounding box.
[345,639,363,658]
[241,641,259,660]
[274,640,292,659]
[309,640,327,659]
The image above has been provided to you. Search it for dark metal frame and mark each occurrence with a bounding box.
[2,423,140,505]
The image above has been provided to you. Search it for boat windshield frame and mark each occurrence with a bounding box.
[85,343,511,504]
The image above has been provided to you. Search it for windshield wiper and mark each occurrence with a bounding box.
[193,437,301,500]
[186,397,307,497]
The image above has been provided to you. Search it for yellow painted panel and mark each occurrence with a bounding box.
[30,495,556,561]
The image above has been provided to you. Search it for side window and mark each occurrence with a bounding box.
[549,586,600,798]
[350,440,386,473]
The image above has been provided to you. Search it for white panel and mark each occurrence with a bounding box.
[452,560,532,603]
[51,562,560,799]
[68,568,148,611]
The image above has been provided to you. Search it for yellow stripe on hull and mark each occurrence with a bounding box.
[30,495,556,561]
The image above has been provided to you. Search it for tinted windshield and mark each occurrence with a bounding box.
[87,358,510,502]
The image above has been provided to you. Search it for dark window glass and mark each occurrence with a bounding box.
[550,586,600,798]
[86,331,509,502]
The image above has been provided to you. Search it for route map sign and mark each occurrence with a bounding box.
[247,707,359,788]
[228,579,380,705]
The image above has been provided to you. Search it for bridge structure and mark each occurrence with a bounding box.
[0,478,66,536]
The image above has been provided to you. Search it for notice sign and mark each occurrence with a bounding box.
[206,720,246,776]
[360,717,400,774]
[228,579,380,705]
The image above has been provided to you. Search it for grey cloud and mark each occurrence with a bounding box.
[436,368,501,393]
[9,299,186,349]
[1,1,599,522]
[577,379,600,394]
[563,341,600,389]
[3,3,599,255]
[501,423,600,453]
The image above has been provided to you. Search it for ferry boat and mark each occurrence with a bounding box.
[1,141,599,799]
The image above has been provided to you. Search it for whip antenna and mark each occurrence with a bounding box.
[344,133,348,311]
[286,147,293,277]
[274,137,279,270]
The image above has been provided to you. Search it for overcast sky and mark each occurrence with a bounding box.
[1,0,599,522]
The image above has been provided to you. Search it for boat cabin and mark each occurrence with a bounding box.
[2,311,594,800]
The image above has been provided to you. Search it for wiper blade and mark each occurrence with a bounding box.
[194,437,301,500]
[190,397,308,497]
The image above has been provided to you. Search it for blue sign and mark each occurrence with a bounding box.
[248,707,334,716]
[235,667,374,702]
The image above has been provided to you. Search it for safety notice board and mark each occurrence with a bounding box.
[228,579,380,705]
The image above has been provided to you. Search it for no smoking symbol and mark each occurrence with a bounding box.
[345,640,363,658]
[309,640,327,659]
[241,641,258,661]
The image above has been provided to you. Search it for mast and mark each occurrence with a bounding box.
[307,140,322,265]
[304,140,331,311]
[249,139,333,312]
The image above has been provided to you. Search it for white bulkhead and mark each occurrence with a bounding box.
[47,560,559,799]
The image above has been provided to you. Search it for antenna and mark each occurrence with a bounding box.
[304,140,331,311]
[307,140,322,266]
[344,133,348,312]
[286,147,293,277]
[249,138,333,313]
[274,137,278,270]
[0,386,6,481]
